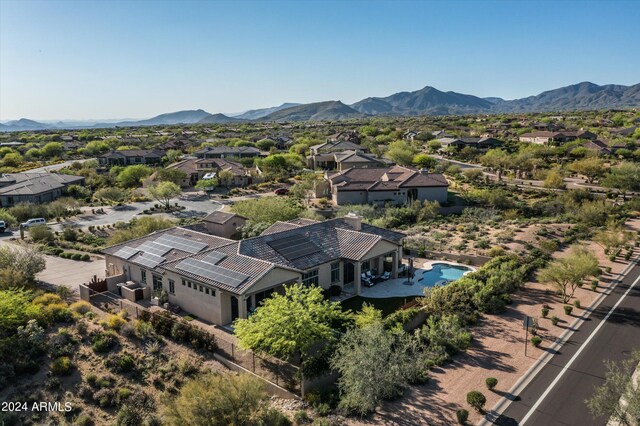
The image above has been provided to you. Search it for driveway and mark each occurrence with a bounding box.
[24,158,96,173]
[37,254,106,290]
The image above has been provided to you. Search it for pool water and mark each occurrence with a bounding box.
[418,263,472,287]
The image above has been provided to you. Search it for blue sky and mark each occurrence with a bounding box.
[1,0,639,121]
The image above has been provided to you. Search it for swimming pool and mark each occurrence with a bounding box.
[418,263,473,287]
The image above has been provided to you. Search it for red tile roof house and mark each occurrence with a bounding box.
[100,216,404,326]
[319,165,449,206]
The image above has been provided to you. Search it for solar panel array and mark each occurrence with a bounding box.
[175,258,249,288]
[136,241,172,257]
[267,233,321,261]
[135,253,165,269]
[156,234,208,254]
[113,246,140,260]
[202,251,227,265]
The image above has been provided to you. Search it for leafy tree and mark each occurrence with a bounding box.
[330,322,426,415]
[602,162,640,198]
[148,181,181,209]
[586,350,640,426]
[164,149,183,164]
[427,140,442,153]
[94,187,127,203]
[385,140,416,166]
[0,244,45,284]
[462,168,483,181]
[417,200,440,222]
[479,149,512,180]
[155,168,187,185]
[217,170,235,188]
[538,246,599,303]
[257,153,304,179]
[593,220,634,255]
[2,152,23,168]
[163,373,268,426]
[0,209,17,228]
[108,217,175,245]
[234,284,350,359]
[256,139,275,150]
[117,165,152,188]
[568,157,607,183]
[195,177,218,191]
[412,153,438,169]
[543,169,566,189]
[290,172,317,205]
[40,142,64,158]
[82,140,111,156]
[354,303,383,329]
[231,197,303,225]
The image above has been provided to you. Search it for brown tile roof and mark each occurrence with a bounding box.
[328,166,448,191]
[202,211,246,224]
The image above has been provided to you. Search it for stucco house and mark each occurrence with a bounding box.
[307,140,375,170]
[101,215,404,326]
[317,165,448,206]
[0,173,85,207]
[518,130,597,145]
[200,211,247,239]
[164,157,260,188]
[98,149,166,166]
[436,137,502,151]
[193,146,267,159]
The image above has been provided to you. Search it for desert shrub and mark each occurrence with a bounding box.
[102,314,126,331]
[29,225,54,242]
[72,253,82,261]
[417,314,471,356]
[531,336,542,347]
[258,407,292,425]
[294,410,310,424]
[574,300,581,309]
[74,414,94,426]
[105,352,136,374]
[70,301,92,315]
[33,293,63,305]
[551,316,559,326]
[564,305,573,315]
[43,303,73,323]
[94,388,116,407]
[51,356,73,375]
[456,408,469,424]
[48,328,77,358]
[81,254,90,261]
[466,390,486,411]
[485,377,498,390]
[541,307,549,318]
[92,330,118,353]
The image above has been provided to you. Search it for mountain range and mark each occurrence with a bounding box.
[2,82,638,132]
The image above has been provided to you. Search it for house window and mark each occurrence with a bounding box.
[140,269,147,284]
[187,282,191,288]
[199,285,203,292]
[152,275,163,291]
[205,288,209,295]
[169,280,175,294]
[331,262,340,283]
[181,279,186,286]
[302,269,319,286]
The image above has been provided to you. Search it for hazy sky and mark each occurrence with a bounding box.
[1,0,639,121]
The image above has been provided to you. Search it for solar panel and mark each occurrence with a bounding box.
[202,251,227,265]
[136,241,172,257]
[134,253,165,269]
[175,258,249,288]
[267,234,321,261]
[156,234,208,254]
[113,246,140,260]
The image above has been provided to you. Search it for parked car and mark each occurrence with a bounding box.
[274,188,289,195]
[20,218,46,228]
[0,221,5,232]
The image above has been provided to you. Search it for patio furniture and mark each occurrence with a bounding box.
[361,273,374,287]
[381,271,391,280]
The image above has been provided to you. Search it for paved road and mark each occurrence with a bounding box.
[484,259,640,426]
[23,158,95,173]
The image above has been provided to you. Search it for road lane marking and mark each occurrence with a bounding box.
[519,270,640,425]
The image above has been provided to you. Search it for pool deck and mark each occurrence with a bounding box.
[355,260,476,299]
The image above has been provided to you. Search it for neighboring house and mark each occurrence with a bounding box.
[327,130,360,143]
[159,139,191,151]
[193,146,266,159]
[436,137,502,151]
[611,126,638,137]
[432,130,454,139]
[102,216,404,325]
[308,140,371,169]
[403,130,419,141]
[0,173,84,207]
[200,211,247,239]
[98,150,166,166]
[519,130,597,145]
[319,165,449,206]
[582,140,613,155]
[165,157,260,187]
[0,141,25,148]
[309,149,389,171]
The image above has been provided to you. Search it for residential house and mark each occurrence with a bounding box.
[436,137,502,151]
[98,149,166,166]
[193,146,266,159]
[431,130,454,139]
[318,165,449,206]
[403,130,419,141]
[518,130,597,145]
[327,130,360,144]
[307,140,371,169]
[0,173,84,207]
[582,140,613,155]
[165,157,260,187]
[101,216,404,325]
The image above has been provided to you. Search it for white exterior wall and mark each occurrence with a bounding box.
[333,190,368,205]
[416,186,448,203]
[164,270,225,324]
[368,190,407,206]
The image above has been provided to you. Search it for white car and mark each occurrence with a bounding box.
[20,218,46,228]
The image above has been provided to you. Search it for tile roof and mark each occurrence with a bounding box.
[100,149,165,158]
[0,173,84,196]
[310,140,365,153]
[194,146,264,156]
[328,166,448,191]
[202,211,246,224]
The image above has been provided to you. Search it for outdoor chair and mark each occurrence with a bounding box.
[381,271,391,280]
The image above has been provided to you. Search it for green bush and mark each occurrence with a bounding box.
[29,224,54,243]
[485,377,498,390]
[551,316,559,326]
[81,254,90,261]
[294,410,310,424]
[74,414,94,426]
[564,305,573,315]
[72,253,82,261]
[531,335,542,347]
[541,307,549,318]
[466,391,486,411]
[86,373,98,386]
[70,301,92,315]
[92,330,118,353]
[258,408,292,426]
[456,408,469,424]
[591,280,598,291]
[314,403,331,417]
[51,356,72,375]
[574,300,581,309]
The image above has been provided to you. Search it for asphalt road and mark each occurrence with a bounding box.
[24,158,95,173]
[485,259,640,426]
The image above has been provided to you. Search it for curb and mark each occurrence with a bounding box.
[478,253,640,426]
